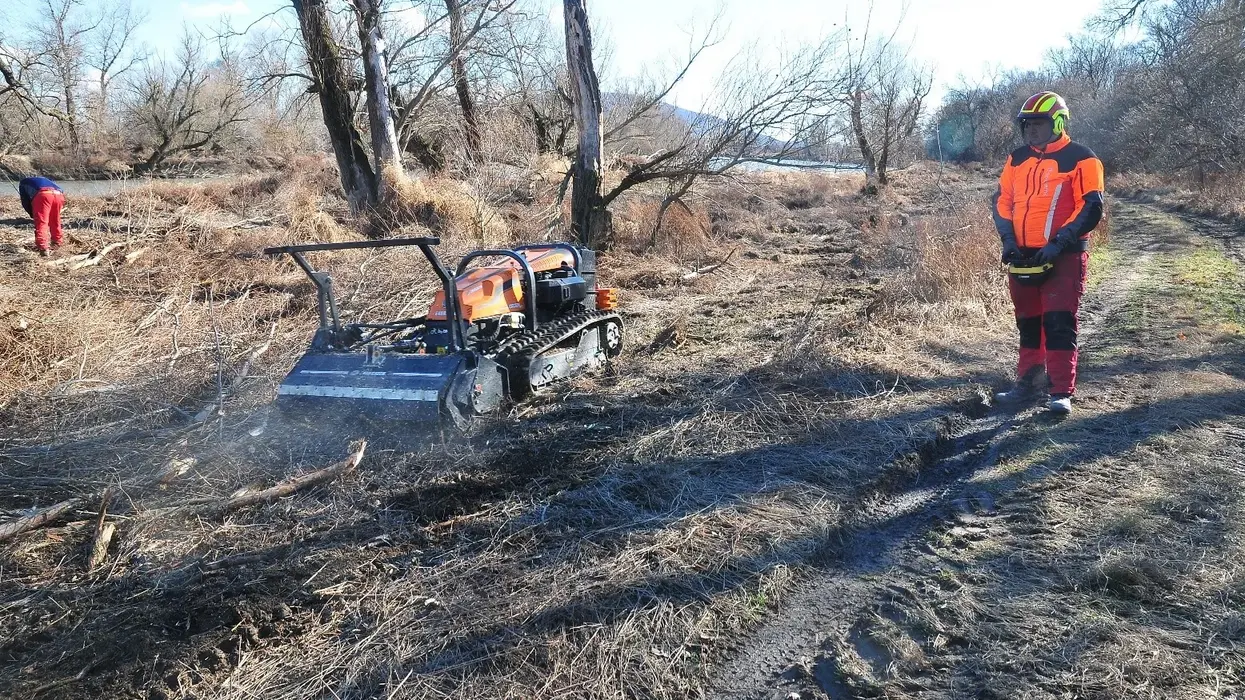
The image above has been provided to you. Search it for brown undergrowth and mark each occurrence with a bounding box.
[1111,170,1245,224]
[0,161,1012,699]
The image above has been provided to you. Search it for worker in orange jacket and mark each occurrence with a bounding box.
[992,91,1105,415]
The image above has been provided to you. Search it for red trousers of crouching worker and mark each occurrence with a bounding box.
[32,188,66,251]
[1008,251,1089,396]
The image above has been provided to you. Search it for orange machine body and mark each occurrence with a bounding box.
[427,247,578,322]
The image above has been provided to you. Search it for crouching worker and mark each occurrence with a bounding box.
[18,176,66,257]
[991,91,1105,415]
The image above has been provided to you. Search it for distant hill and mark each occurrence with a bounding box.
[663,103,791,154]
[601,93,812,158]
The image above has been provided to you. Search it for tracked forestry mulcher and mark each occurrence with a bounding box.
[264,237,623,428]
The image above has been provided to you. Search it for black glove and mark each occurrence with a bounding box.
[1035,227,1078,264]
[1034,240,1062,265]
[1000,236,1022,264]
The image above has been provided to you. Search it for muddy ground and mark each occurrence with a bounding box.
[0,166,1241,699]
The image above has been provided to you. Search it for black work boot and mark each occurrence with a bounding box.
[994,367,1046,405]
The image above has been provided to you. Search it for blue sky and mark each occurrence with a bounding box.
[9,0,1111,108]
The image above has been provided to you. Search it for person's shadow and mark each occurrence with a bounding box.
[0,218,29,226]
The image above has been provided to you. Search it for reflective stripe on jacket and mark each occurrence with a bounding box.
[992,133,1105,249]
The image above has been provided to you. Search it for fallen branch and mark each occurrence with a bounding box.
[44,242,128,269]
[86,523,116,572]
[0,499,85,544]
[89,519,117,556]
[211,441,367,515]
[69,242,129,270]
[427,506,497,533]
[90,488,111,534]
[224,217,274,230]
[45,253,92,268]
[0,455,195,544]
[681,248,737,281]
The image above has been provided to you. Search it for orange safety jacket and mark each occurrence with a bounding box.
[993,132,1105,251]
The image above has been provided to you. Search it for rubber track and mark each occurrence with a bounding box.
[491,309,622,396]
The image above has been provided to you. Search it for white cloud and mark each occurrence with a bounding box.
[180,1,251,19]
[83,67,103,92]
[392,6,426,33]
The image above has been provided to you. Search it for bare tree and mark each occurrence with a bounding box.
[1045,32,1121,97]
[292,0,376,211]
[122,31,256,172]
[842,37,932,188]
[554,10,850,242]
[444,0,483,164]
[350,0,404,195]
[488,5,573,155]
[1130,0,1245,179]
[384,0,518,165]
[562,0,608,246]
[605,38,848,203]
[0,0,146,151]
[84,1,146,121]
[556,2,837,245]
[1096,0,1164,29]
[0,41,41,109]
[933,77,1005,162]
[27,0,100,148]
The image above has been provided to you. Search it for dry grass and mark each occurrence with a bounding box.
[1111,170,1245,223]
[380,166,511,243]
[611,195,713,258]
[868,205,1008,311]
[0,163,1068,700]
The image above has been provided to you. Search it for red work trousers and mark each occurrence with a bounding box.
[1007,251,1088,396]
[31,188,65,252]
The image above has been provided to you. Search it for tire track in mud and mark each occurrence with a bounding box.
[708,203,1163,700]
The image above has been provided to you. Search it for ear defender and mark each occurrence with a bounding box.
[1017,91,1070,137]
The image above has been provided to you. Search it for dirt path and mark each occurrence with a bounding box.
[709,201,1245,699]
[4,178,1241,700]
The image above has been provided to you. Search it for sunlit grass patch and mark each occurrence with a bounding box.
[1119,257,1174,338]
[1171,246,1245,330]
[1087,245,1125,291]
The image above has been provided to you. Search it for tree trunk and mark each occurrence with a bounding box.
[877,138,890,186]
[446,0,483,165]
[529,105,552,153]
[562,0,610,247]
[850,89,879,187]
[294,0,377,213]
[62,76,80,149]
[140,137,171,173]
[351,0,404,195]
